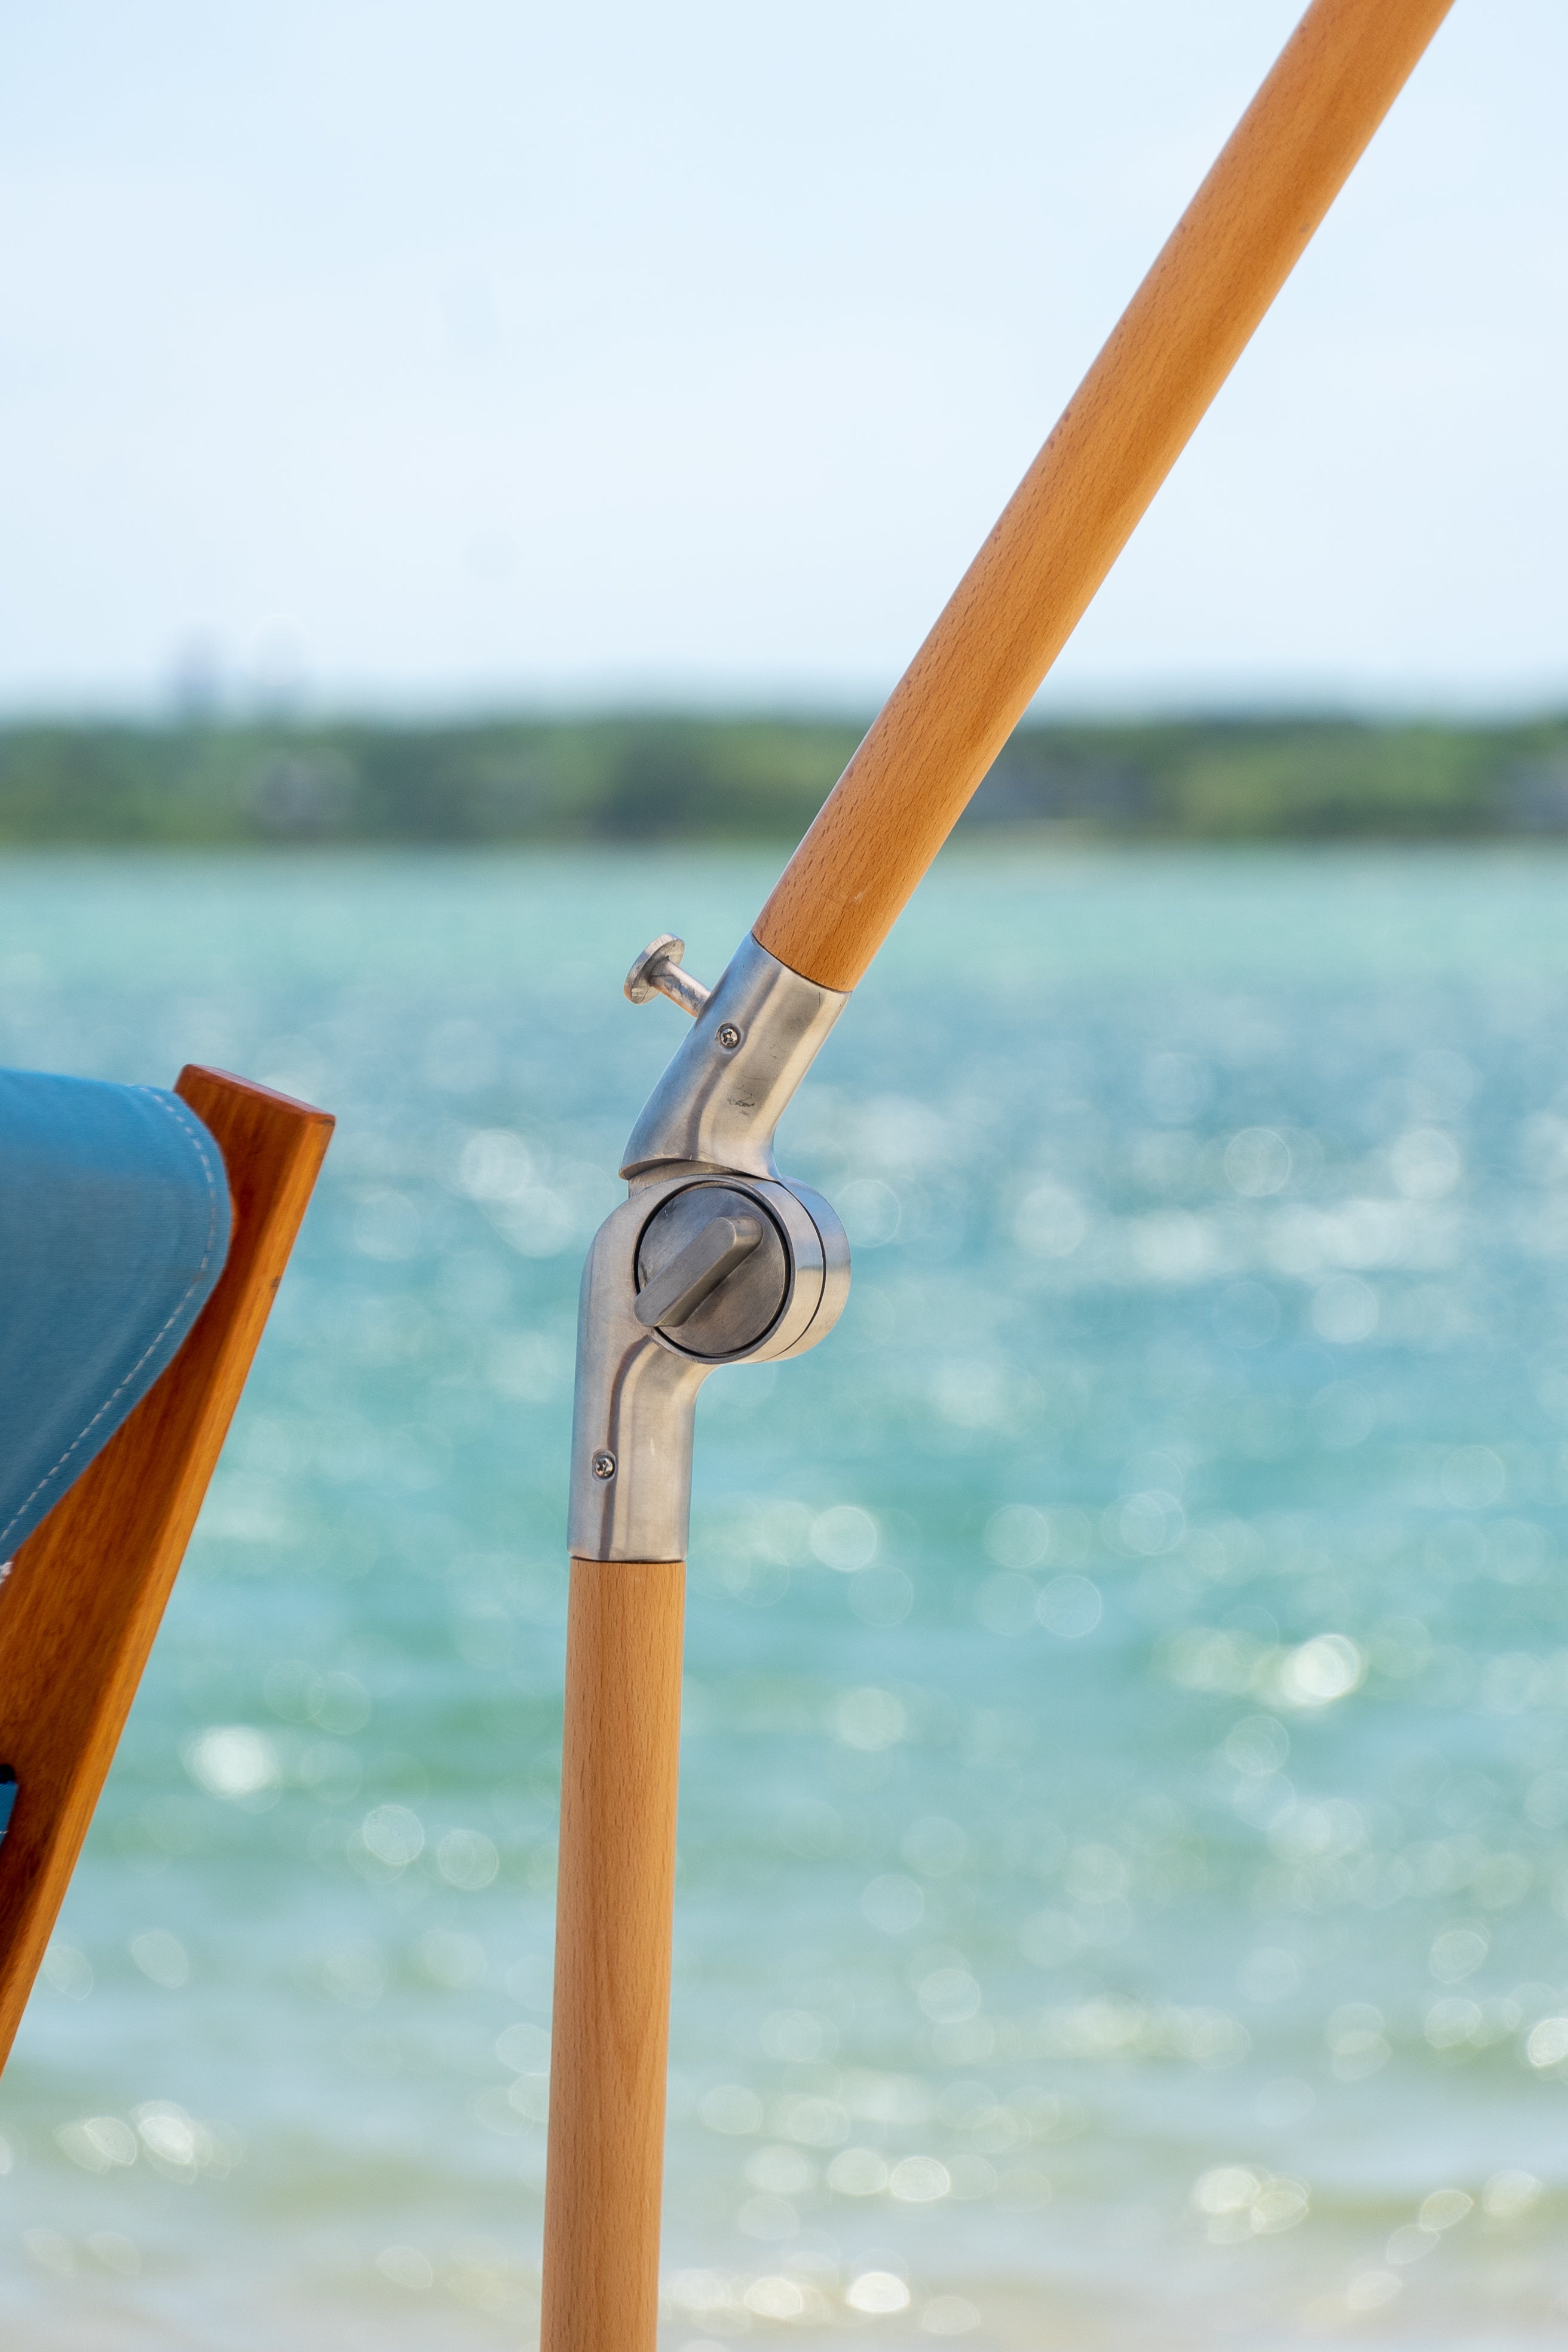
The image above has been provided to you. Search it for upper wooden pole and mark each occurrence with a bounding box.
[753,0,1456,993]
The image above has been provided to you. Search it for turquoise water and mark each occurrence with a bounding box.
[4,846,1568,2347]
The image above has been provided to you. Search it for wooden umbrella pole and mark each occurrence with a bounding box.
[754,0,1456,994]
[541,1559,686,2352]
[542,4,1453,2346]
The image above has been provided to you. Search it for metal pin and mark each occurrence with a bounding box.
[624,936,711,1019]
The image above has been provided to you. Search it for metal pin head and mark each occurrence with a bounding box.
[590,1451,617,1481]
[624,936,712,1019]
[624,936,686,1005]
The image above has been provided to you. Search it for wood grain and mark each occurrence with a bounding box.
[0,1067,333,2068]
[753,0,1456,991]
[541,1558,686,2352]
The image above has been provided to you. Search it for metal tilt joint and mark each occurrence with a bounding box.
[568,933,851,1563]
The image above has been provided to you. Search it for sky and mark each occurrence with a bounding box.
[1,1,1563,718]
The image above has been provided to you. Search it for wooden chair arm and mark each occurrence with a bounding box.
[0,1067,332,2068]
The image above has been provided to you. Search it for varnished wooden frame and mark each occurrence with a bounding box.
[0,1065,333,2067]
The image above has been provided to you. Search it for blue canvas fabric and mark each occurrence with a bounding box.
[0,1070,231,1559]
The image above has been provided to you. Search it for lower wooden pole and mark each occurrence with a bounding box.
[541,1557,686,2352]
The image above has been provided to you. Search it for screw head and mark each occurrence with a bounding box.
[590,1450,616,1480]
[717,1022,743,1050]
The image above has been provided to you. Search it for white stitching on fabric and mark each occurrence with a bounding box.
[0,1088,227,1548]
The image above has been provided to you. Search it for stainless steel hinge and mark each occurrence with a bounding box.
[568,933,850,1562]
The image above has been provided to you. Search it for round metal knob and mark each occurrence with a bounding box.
[635,1186,789,1359]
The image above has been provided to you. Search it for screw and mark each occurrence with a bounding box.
[717,1023,742,1050]
[590,1450,616,1480]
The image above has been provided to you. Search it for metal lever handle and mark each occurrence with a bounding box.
[624,936,711,1019]
[633,1214,762,1330]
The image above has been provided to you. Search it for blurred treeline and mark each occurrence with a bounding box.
[2,712,1567,844]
